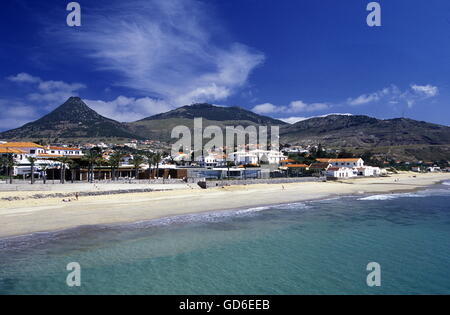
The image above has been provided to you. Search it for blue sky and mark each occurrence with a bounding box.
[0,0,449,131]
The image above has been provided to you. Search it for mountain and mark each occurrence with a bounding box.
[280,114,450,146]
[142,103,287,124]
[0,97,139,141]
[127,103,287,141]
[280,114,450,161]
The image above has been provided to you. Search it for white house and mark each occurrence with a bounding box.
[355,166,381,177]
[326,167,358,179]
[229,150,286,165]
[0,142,46,157]
[317,158,365,168]
[45,146,83,157]
[197,153,227,168]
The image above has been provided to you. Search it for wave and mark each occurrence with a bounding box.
[0,202,309,250]
[358,188,450,201]
[443,181,450,186]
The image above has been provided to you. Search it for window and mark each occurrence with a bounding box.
[30,150,35,154]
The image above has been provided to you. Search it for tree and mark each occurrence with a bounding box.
[144,152,155,179]
[131,155,145,180]
[82,150,101,183]
[68,159,79,183]
[109,152,124,181]
[4,155,16,184]
[226,161,235,180]
[57,157,72,184]
[27,156,37,184]
[152,153,162,179]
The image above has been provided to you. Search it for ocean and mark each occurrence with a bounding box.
[1,181,450,295]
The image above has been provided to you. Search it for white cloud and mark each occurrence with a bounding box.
[52,0,264,106]
[7,73,41,84]
[84,96,173,122]
[7,73,86,109]
[0,99,40,130]
[410,84,439,98]
[347,84,438,108]
[252,100,330,115]
[279,116,309,124]
[279,113,353,124]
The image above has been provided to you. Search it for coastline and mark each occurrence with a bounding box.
[0,172,449,239]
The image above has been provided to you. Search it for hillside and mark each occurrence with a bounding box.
[280,114,450,161]
[127,103,287,141]
[0,97,139,141]
[280,115,450,146]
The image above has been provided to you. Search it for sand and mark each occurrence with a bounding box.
[0,172,449,239]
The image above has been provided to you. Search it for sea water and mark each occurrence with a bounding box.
[1,182,450,294]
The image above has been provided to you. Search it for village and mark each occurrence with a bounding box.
[1,140,448,186]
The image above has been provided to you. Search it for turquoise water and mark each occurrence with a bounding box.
[1,182,450,294]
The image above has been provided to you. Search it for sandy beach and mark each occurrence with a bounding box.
[0,173,449,239]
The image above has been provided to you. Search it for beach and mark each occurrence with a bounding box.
[1,172,449,239]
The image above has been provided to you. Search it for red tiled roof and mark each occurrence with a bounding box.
[285,164,309,168]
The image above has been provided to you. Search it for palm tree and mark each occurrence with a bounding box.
[27,156,37,184]
[144,152,155,179]
[5,155,16,184]
[0,156,7,182]
[109,152,124,181]
[68,159,79,183]
[57,157,72,184]
[152,153,162,179]
[226,161,234,180]
[131,155,145,180]
[82,150,101,183]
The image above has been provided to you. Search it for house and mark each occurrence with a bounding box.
[355,166,381,177]
[0,142,45,156]
[411,166,422,172]
[45,146,83,157]
[308,162,332,176]
[228,150,286,165]
[317,158,365,168]
[197,153,227,168]
[326,167,357,179]
[284,164,309,176]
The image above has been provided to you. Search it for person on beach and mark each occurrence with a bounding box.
[75,193,79,201]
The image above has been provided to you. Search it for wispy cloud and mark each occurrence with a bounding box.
[84,96,172,122]
[51,0,264,107]
[7,72,85,109]
[347,84,439,108]
[0,99,40,130]
[252,100,330,115]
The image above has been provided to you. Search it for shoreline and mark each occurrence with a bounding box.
[0,172,449,239]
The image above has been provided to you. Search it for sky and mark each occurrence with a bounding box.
[0,0,449,131]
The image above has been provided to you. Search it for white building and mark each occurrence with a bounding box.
[45,146,83,157]
[228,150,286,165]
[197,153,227,168]
[355,166,381,177]
[326,167,358,179]
[317,158,380,177]
[317,158,365,168]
